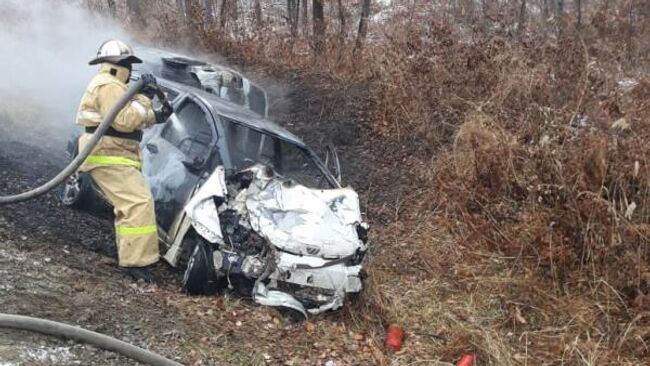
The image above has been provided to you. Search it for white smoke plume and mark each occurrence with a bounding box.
[0,0,131,154]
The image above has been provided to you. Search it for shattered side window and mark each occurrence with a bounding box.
[162,100,213,164]
[248,84,267,117]
[222,117,332,188]
[273,139,329,188]
[225,121,263,167]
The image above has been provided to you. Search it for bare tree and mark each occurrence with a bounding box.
[183,0,211,32]
[287,0,300,37]
[334,0,347,61]
[231,0,239,24]
[176,0,190,25]
[555,0,565,35]
[203,0,215,24]
[106,0,116,18]
[556,0,564,17]
[253,0,262,30]
[355,0,371,50]
[337,0,347,41]
[126,0,146,28]
[126,0,141,17]
[576,0,582,27]
[625,1,635,65]
[219,0,229,28]
[312,0,325,54]
[301,0,308,35]
[517,0,527,36]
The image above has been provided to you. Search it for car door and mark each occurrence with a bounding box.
[142,95,218,240]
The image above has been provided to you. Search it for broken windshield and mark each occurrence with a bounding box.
[221,116,333,189]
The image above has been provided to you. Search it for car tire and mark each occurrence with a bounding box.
[278,307,307,323]
[182,240,216,295]
[60,172,91,209]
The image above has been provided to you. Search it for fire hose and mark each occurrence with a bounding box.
[0,79,146,205]
[0,313,183,366]
[0,80,185,364]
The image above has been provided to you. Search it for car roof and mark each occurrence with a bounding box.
[133,47,306,147]
[187,82,305,146]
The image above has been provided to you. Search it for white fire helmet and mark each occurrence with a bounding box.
[88,39,142,66]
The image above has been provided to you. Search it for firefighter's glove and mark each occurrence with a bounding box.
[140,73,158,99]
[141,73,157,87]
[155,103,174,124]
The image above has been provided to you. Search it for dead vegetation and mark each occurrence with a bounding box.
[85,0,650,364]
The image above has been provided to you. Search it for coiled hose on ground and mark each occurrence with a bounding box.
[0,313,183,366]
[0,79,145,205]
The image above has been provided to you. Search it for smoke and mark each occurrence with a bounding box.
[0,0,131,155]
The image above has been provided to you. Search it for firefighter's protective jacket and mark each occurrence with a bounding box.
[77,63,155,168]
[75,63,159,267]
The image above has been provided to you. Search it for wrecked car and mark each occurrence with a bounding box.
[60,49,369,317]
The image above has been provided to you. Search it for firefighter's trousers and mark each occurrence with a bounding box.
[78,134,159,267]
[88,166,159,267]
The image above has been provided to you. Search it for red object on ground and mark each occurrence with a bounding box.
[385,325,404,352]
[456,354,476,366]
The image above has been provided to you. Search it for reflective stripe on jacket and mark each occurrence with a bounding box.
[85,155,143,170]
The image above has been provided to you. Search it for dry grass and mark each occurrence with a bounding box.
[360,6,650,364]
[89,1,650,364]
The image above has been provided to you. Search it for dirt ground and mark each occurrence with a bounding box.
[0,71,398,365]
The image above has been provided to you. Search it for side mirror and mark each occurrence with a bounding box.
[324,144,342,185]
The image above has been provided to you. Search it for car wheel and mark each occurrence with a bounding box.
[60,172,90,208]
[182,240,216,295]
[278,307,307,323]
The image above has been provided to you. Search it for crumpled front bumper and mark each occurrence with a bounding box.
[262,251,364,316]
[182,164,368,316]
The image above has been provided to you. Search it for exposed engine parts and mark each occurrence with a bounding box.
[182,164,369,317]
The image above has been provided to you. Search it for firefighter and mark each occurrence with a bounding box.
[76,39,172,282]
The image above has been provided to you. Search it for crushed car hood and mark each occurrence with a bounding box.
[185,165,367,259]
